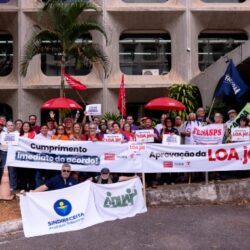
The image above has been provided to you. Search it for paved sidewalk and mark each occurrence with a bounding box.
[1,205,250,250]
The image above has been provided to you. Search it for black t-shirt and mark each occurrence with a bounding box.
[93,175,119,184]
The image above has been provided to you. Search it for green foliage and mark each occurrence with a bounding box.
[103,112,121,122]
[205,98,227,119]
[168,83,202,121]
[21,1,110,78]
[60,109,71,121]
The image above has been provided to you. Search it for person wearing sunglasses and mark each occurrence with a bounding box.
[51,125,69,140]
[33,163,78,192]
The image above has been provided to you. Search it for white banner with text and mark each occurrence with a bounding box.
[7,137,142,173]
[7,138,250,173]
[20,178,146,237]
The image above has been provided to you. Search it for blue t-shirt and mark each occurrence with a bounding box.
[45,175,78,190]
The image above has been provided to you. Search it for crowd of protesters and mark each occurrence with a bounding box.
[0,107,249,192]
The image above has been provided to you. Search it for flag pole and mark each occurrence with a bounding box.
[142,173,147,204]
[207,97,216,120]
[75,90,87,106]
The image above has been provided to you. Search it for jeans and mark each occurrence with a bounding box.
[0,150,17,190]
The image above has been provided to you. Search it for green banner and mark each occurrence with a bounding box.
[229,103,250,133]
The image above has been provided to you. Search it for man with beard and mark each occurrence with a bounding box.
[29,114,40,134]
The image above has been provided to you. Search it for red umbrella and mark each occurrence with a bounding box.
[41,97,83,109]
[144,97,186,111]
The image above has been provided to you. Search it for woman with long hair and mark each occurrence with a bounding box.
[69,123,84,141]
[19,122,36,139]
[51,125,69,140]
[122,122,134,141]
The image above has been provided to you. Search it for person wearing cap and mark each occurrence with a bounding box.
[226,109,237,128]
[33,163,78,192]
[90,168,137,184]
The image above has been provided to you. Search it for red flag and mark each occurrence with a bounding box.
[63,73,87,91]
[117,74,126,117]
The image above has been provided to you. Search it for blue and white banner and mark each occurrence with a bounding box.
[7,137,250,173]
[20,178,146,237]
[7,137,142,173]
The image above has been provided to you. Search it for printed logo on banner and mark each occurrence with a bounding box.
[104,189,138,208]
[54,199,72,217]
[104,153,115,161]
[174,162,184,167]
[163,161,173,168]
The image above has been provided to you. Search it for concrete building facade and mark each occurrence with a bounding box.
[0,0,250,122]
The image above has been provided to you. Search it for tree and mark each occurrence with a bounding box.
[21,0,110,99]
[168,83,202,121]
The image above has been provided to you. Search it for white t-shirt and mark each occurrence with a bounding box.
[35,133,51,140]
[155,123,164,134]
[180,121,200,145]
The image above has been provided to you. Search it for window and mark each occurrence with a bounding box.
[42,0,89,3]
[120,33,171,75]
[202,0,245,3]
[198,32,247,71]
[41,35,92,76]
[123,0,167,2]
[0,33,13,76]
[0,103,12,121]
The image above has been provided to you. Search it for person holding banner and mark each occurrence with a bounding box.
[0,121,19,191]
[107,120,114,134]
[69,123,84,141]
[196,107,210,125]
[19,122,36,139]
[230,115,249,143]
[155,114,167,134]
[119,118,126,130]
[83,123,102,141]
[14,119,23,133]
[161,117,179,136]
[237,115,248,129]
[51,125,69,140]
[126,115,138,133]
[90,168,137,184]
[226,109,237,129]
[33,163,78,192]
[180,113,200,145]
[63,117,73,136]
[161,117,179,184]
[34,124,53,188]
[28,115,40,134]
[18,122,37,190]
[111,122,128,142]
[47,118,56,137]
[98,122,108,140]
[122,123,135,141]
